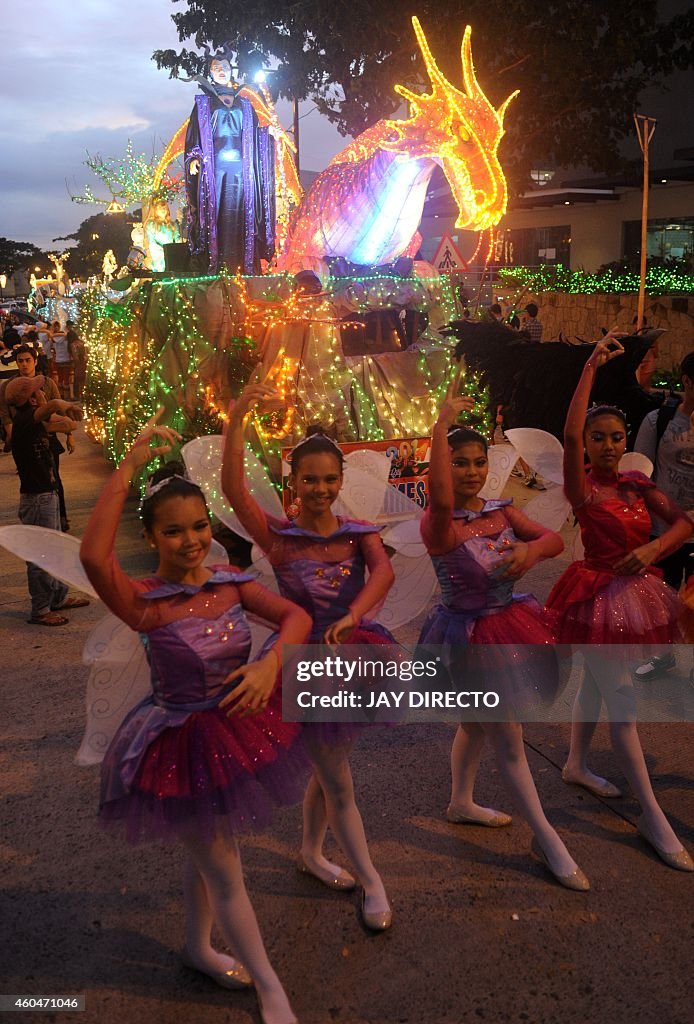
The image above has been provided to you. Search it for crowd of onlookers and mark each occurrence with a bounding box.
[0,314,87,403]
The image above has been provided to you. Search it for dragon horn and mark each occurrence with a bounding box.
[394,83,425,108]
[460,25,484,102]
[497,89,520,124]
[411,16,446,90]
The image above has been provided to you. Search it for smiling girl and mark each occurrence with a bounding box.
[80,417,312,1024]
[222,383,395,930]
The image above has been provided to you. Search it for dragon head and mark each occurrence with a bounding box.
[385,17,517,232]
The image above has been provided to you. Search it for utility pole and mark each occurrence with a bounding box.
[633,114,657,331]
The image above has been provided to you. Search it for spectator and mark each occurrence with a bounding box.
[632,350,694,678]
[521,302,543,342]
[66,321,87,400]
[6,374,88,625]
[0,343,75,529]
[50,322,74,400]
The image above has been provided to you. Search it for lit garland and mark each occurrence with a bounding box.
[80,270,479,470]
[498,264,694,296]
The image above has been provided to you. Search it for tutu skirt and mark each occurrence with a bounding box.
[546,565,682,646]
[418,596,565,717]
[99,678,309,844]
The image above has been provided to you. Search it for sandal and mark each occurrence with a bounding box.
[52,597,90,611]
[29,611,69,626]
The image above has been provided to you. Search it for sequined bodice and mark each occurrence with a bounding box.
[273,556,365,638]
[268,520,378,639]
[432,526,518,614]
[139,572,253,706]
[576,497,651,571]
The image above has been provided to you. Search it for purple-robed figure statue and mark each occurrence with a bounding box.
[184,50,275,274]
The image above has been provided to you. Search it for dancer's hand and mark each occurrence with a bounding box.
[496,540,534,579]
[221,654,277,718]
[613,539,660,575]
[66,435,76,454]
[586,331,625,370]
[437,382,476,428]
[121,408,182,473]
[189,159,200,176]
[324,611,356,645]
[230,382,284,422]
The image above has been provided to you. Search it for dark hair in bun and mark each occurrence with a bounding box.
[584,405,627,432]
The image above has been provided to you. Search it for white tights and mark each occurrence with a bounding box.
[451,721,582,877]
[300,742,389,910]
[566,651,683,852]
[183,832,296,1024]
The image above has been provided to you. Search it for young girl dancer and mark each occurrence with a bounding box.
[222,383,395,929]
[419,385,590,890]
[546,335,693,871]
[80,417,312,1024]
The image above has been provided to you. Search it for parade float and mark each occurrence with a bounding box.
[74,17,517,466]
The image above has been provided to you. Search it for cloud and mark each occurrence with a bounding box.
[0,0,347,248]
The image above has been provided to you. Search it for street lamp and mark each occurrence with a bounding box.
[0,273,6,301]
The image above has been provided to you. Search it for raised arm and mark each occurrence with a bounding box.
[80,418,181,628]
[421,384,475,552]
[564,334,625,507]
[221,382,283,551]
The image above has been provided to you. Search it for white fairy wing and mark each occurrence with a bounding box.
[523,487,572,533]
[381,518,426,558]
[333,450,391,521]
[504,428,565,486]
[0,525,98,598]
[182,435,283,543]
[480,442,517,500]
[619,451,654,477]
[376,551,438,631]
[75,613,150,766]
[206,538,230,566]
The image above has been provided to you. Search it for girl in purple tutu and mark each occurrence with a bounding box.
[546,335,693,871]
[419,385,590,890]
[80,417,311,1024]
[223,383,395,930]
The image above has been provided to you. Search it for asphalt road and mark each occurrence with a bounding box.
[1,428,692,1024]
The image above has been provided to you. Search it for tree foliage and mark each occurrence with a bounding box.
[54,212,137,278]
[153,0,694,189]
[0,237,48,275]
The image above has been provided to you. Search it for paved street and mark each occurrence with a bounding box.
[1,428,692,1024]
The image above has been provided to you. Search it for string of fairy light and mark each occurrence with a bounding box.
[78,270,489,472]
[499,264,694,296]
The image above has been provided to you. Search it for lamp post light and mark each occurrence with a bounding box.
[0,273,6,302]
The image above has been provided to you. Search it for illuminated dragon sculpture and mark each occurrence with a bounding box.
[281,16,517,279]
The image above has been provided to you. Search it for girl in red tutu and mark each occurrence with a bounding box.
[419,386,589,890]
[546,335,693,871]
[80,417,311,1024]
[223,383,394,930]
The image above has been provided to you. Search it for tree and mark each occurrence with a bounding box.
[0,237,48,275]
[54,212,137,279]
[153,1,694,191]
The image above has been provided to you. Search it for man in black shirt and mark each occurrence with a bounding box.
[7,374,89,625]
